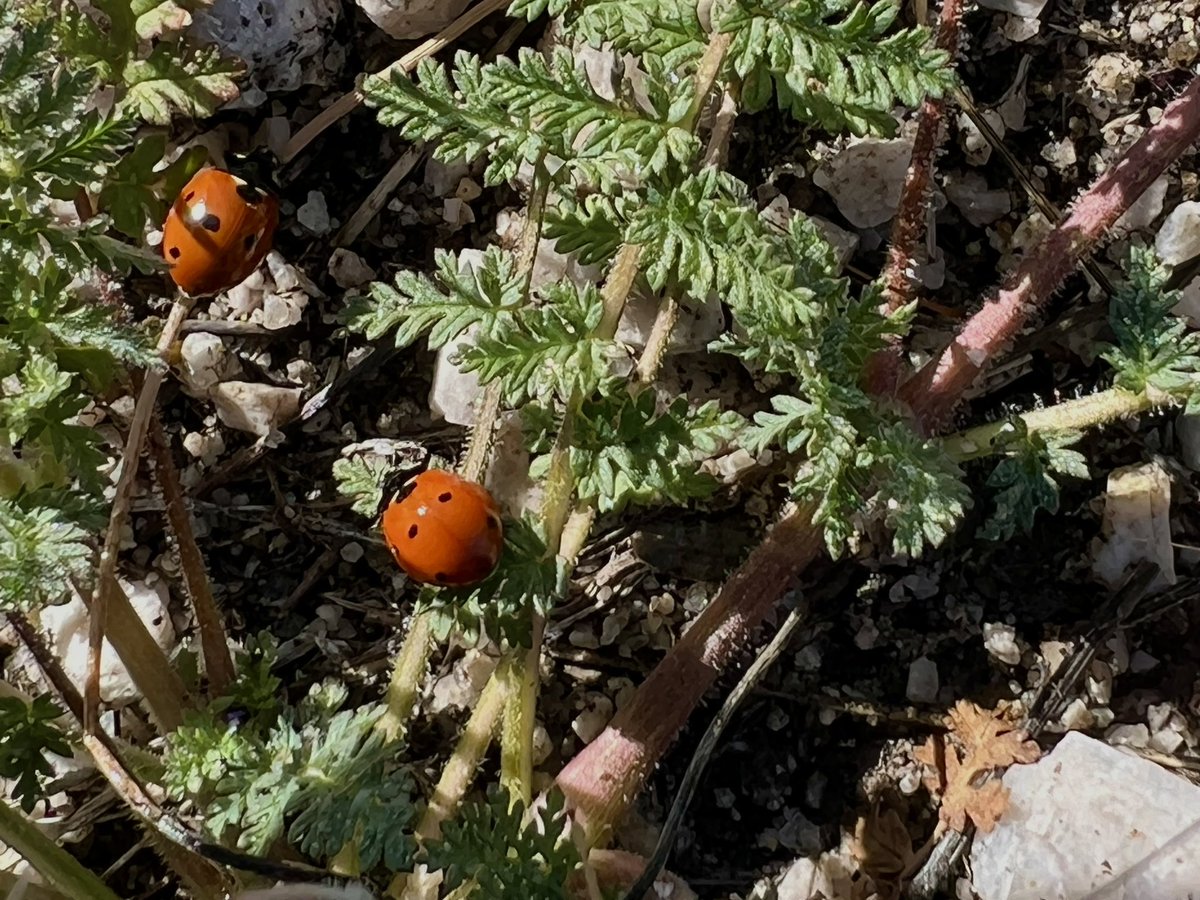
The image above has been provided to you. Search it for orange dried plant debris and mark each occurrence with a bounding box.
[914,700,1041,834]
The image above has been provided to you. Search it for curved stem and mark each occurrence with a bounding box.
[0,801,120,900]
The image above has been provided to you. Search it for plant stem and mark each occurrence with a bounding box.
[88,297,193,733]
[556,502,824,844]
[941,386,1154,462]
[634,293,680,383]
[902,73,1200,430]
[499,638,540,806]
[149,417,234,695]
[867,0,965,396]
[377,609,434,743]
[597,244,643,339]
[0,801,121,900]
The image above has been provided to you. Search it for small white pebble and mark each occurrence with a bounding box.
[983,622,1021,665]
[340,542,364,563]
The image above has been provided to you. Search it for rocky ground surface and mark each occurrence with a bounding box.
[7,0,1200,897]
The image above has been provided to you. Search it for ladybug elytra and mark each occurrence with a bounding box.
[161,167,279,296]
[381,470,504,587]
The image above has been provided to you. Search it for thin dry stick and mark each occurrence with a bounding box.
[335,144,425,247]
[88,297,193,733]
[5,611,85,722]
[867,0,965,396]
[902,73,1200,430]
[149,417,234,695]
[280,0,509,164]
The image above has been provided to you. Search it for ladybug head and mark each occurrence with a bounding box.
[226,148,282,196]
[374,445,435,520]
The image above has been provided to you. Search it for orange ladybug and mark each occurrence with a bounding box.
[381,470,504,586]
[161,167,279,296]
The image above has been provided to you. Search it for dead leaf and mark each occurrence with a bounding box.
[914,700,1041,834]
[851,803,914,899]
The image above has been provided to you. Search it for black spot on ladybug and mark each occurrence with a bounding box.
[242,233,257,250]
[408,524,418,539]
[168,246,181,259]
[201,214,221,232]
[435,572,449,583]
[438,492,453,503]
[487,515,500,530]
[236,183,264,204]
[184,191,195,202]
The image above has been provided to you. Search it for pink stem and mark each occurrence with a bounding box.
[866,0,965,396]
[902,73,1200,430]
[555,504,824,841]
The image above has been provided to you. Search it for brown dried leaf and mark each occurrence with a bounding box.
[851,803,914,899]
[914,700,1041,834]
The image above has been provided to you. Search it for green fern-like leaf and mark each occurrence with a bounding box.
[418,516,561,648]
[530,391,743,514]
[720,0,952,136]
[347,246,526,349]
[365,47,698,188]
[0,693,73,812]
[566,0,706,72]
[869,423,971,558]
[1102,245,1200,397]
[121,43,240,125]
[0,500,90,611]
[426,785,581,900]
[461,281,621,406]
[976,426,1087,542]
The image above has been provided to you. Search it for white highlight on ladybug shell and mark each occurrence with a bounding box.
[188,199,207,224]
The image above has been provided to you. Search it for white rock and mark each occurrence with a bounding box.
[1106,723,1150,747]
[1059,697,1094,731]
[1130,650,1160,673]
[1113,173,1168,237]
[261,291,306,329]
[906,657,939,703]
[429,325,483,426]
[190,0,341,97]
[297,190,331,235]
[775,850,857,900]
[428,650,495,714]
[1091,460,1176,590]
[983,622,1021,665]
[424,156,470,197]
[1002,14,1041,41]
[327,249,377,289]
[1172,275,1200,328]
[212,381,302,436]
[483,413,543,518]
[442,197,475,227]
[571,694,614,744]
[976,0,1048,17]
[958,109,1006,166]
[1155,201,1200,266]
[355,0,468,40]
[179,332,229,392]
[40,579,175,707]
[616,289,724,353]
[813,138,914,228]
[971,732,1200,900]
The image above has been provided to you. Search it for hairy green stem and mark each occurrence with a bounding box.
[942,386,1155,462]
[597,244,643,339]
[377,610,435,743]
[634,294,680,383]
[0,801,121,900]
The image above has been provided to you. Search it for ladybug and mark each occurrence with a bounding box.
[381,470,504,586]
[161,167,279,296]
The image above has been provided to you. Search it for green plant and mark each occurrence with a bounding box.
[0,0,235,611]
[0,693,73,813]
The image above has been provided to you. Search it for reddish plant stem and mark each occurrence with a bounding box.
[901,73,1200,431]
[555,503,823,842]
[866,0,965,396]
[558,71,1200,849]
